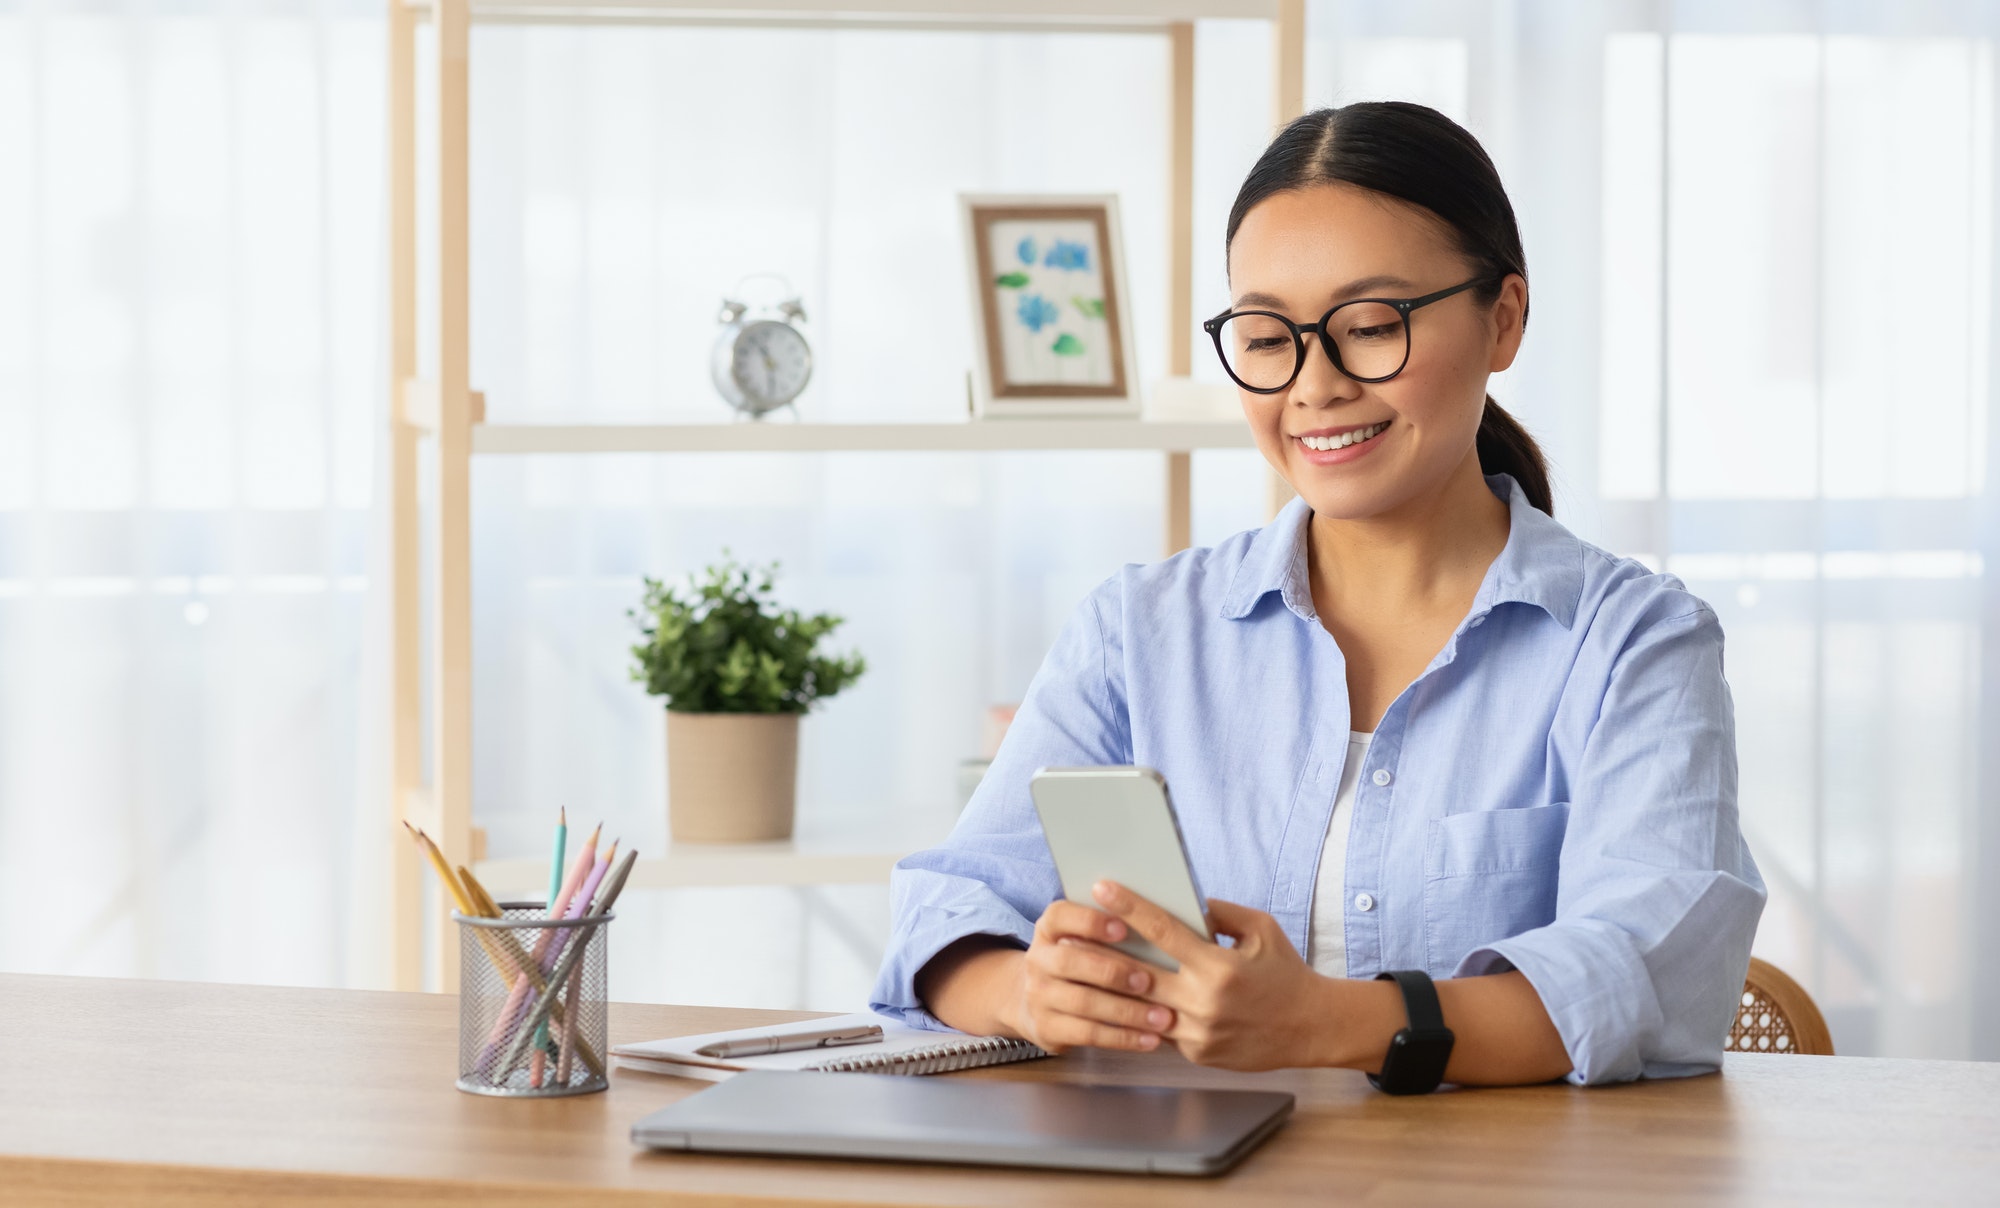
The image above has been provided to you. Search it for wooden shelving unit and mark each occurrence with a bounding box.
[472,821,956,895]
[471,418,1258,455]
[387,0,1308,990]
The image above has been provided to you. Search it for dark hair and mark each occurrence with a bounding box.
[1225,102,1553,515]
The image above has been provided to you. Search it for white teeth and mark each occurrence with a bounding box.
[1299,422,1388,452]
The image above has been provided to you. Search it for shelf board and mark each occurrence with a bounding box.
[473,824,947,891]
[423,0,1277,34]
[471,418,1254,455]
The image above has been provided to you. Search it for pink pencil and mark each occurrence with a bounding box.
[545,841,616,967]
[545,825,601,928]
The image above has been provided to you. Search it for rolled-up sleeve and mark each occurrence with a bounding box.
[1453,602,1767,1085]
[869,586,1131,1031]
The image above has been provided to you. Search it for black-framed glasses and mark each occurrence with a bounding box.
[1202,276,1496,393]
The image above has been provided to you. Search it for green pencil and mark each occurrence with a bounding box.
[546,806,568,914]
[531,807,568,1081]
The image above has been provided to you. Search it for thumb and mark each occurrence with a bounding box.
[1204,897,1265,940]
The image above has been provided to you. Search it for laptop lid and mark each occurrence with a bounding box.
[630,1070,1294,1177]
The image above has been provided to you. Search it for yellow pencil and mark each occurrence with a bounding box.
[407,825,535,986]
[403,821,475,916]
[456,864,555,994]
[401,821,605,1078]
[404,822,517,985]
[456,864,503,918]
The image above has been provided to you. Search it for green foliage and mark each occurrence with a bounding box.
[628,556,866,715]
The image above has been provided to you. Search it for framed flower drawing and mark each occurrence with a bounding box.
[960,194,1140,418]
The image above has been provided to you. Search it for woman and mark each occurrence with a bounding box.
[870,102,1764,1088]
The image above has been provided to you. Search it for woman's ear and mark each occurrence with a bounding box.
[1488,273,1529,373]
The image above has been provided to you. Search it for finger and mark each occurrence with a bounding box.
[1092,880,1204,965]
[1035,1009,1163,1053]
[1203,897,1270,941]
[1043,979,1175,1035]
[1035,898,1131,946]
[1039,938,1158,996]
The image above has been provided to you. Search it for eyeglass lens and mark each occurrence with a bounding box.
[1216,301,1409,389]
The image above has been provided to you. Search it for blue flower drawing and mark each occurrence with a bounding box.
[1016,237,1038,266]
[1016,293,1061,333]
[1042,240,1091,271]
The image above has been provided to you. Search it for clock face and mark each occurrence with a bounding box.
[729,320,813,411]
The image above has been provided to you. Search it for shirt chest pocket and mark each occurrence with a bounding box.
[1422,803,1569,969]
[1424,802,1570,878]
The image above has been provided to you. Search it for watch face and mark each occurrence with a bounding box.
[1372,1028,1455,1095]
[730,320,812,411]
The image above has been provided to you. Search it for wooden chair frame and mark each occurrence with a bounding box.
[1731,957,1835,1056]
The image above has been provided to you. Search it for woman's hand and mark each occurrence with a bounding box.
[999,898,1179,1055]
[1091,879,1332,1071]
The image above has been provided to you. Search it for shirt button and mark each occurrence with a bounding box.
[1371,768,1393,787]
[1353,892,1376,912]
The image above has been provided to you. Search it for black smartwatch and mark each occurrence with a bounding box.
[1368,970,1455,1095]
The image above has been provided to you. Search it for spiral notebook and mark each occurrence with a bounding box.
[611,1013,1049,1082]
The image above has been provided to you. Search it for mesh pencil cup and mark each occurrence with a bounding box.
[454,902,614,1097]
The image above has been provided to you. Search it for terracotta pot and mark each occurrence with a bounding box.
[664,711,799,842]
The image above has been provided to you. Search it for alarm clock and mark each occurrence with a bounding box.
[711,295,813,419]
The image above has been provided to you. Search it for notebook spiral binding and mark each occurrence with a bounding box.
[808,1035,1049,1076]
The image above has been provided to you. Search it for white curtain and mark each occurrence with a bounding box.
[0,0,384,986]
[5,0,1998,1060]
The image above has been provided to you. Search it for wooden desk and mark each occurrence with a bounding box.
[5,973,1995,1206]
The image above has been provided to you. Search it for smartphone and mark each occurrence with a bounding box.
[1029,766,1212,972]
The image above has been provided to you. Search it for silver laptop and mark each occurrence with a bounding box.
[630,1070,1294,1177]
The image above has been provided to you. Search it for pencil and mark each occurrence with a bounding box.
[558,841,616,932]
[495,848,638,1080]
[554,955,584,1085]
[532,807,569,1084]
[546,807,568,914]
[409,824,535,992]
[404,821,474,916]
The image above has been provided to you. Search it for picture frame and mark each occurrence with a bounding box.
[960,193,1141,419]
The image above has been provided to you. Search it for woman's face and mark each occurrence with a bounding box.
[1224,182,1527,521]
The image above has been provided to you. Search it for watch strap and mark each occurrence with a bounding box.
[1375,969,1446,1033]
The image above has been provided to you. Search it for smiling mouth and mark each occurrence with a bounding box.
[1296,421,1390,451]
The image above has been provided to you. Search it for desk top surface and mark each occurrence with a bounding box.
[5,972,1996,1206]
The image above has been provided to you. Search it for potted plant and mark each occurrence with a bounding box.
[630,557,866,843]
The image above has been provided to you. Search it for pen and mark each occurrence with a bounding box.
[695,1024,885,1060]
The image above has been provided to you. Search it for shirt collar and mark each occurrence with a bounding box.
[1218,473,1584,629]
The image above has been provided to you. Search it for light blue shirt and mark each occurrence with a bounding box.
[871,473,1766,1086]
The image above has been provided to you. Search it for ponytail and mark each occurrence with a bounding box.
[1476,397,1552,516]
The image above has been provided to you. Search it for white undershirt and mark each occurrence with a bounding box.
[1307,730,1374,979]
